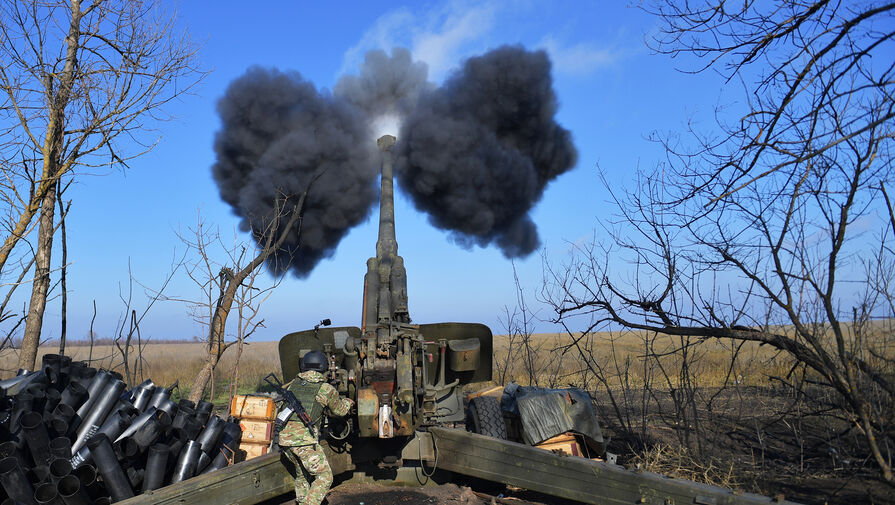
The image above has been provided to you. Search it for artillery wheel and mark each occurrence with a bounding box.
[465,396,507,440]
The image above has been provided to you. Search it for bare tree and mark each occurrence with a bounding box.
[108,256,182,386]
[543,1,895,481]
[0,0,203,371]
[176,193,308,403]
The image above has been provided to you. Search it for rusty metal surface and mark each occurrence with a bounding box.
[356,386,378,437]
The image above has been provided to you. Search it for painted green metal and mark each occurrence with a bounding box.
[427,427,802,505]
[279,326,362,383]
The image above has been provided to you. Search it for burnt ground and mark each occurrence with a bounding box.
[591,386,895,505]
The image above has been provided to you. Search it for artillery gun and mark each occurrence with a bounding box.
[277,135,499,467]
[115,136,803,505]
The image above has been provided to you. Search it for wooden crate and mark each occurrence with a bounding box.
[230,394,276,421]
[467,385,503,400]
[239,419,274,444]
[238,441,269,461]
[535,433,602,459]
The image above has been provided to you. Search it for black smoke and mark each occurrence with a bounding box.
[212,46,576,276]
[397,45,577,257]
[212,67,377,277]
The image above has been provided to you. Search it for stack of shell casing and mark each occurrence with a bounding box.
[0,354,243,504]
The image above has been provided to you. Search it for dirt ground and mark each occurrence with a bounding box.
[326,483,557,505]
[264,481,568,505]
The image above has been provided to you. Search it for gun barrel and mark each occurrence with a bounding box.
[375,135,397,260]
[366,135,409,329]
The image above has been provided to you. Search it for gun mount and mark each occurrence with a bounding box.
[278,135,493,447]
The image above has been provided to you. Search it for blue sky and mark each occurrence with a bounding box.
[30,0,733,343]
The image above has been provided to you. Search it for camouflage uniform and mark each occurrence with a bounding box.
[278,370,353,505]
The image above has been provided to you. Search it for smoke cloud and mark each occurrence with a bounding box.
[396,45,577,257]
[212,45,576,275]
[334,47,430,120]
[212,67,377,277]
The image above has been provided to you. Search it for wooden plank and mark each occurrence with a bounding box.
[118,428,803,505]
[428,427,801,505]
[117,452,293,505]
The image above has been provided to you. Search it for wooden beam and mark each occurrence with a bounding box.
[117,453,292,505]
[117,429,803,505]
[427,428,801,505]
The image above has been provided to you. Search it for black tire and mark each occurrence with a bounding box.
[466,396,507,440]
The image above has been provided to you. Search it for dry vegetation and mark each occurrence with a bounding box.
[0,341,279,405]
[494,328,895,504]
[493,330,790,388]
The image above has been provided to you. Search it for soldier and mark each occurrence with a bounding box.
[278,350,354,505]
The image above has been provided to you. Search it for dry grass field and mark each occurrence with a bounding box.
[0,331,790,399]
[0,340,281,404]
[493,330,790,388]
[0,330,792,418]
[0,330,787,392]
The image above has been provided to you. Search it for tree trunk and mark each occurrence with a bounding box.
[16,1,82,371]
[187,283,235,403]
[18,181,58,370]
[186,192,308,402]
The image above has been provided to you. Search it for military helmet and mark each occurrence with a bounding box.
[300,350,328,373]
